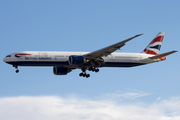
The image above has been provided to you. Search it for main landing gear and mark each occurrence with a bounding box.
[13,65,19,73]
[79,72,90,78]
[79,67,99,78]
[88,67,99,72]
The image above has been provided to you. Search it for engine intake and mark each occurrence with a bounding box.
[68,55,86,66]
[53,66,71,75]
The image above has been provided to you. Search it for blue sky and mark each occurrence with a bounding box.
[0,0,180,119]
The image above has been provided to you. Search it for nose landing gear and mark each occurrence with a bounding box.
[13,65,19,73]
[16,69,19,73]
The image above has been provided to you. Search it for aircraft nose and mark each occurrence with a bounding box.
[3,57,7,62]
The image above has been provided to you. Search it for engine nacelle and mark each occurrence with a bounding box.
[53,66,71,75]
[68,55,86,66]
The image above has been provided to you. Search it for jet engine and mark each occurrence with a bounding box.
[53,66,71,75]
[68,55,87,66]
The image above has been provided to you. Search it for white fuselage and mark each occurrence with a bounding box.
[3,51,160,68]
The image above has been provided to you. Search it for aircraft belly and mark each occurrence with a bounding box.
[102,55,143,67]
[101,62,145,67]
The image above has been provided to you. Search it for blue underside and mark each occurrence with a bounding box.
[101,62,145,67]
[6,61,145,67]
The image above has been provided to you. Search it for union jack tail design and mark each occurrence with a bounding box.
[142,32,164,55]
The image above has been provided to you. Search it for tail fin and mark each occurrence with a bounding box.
[142,32,164,55]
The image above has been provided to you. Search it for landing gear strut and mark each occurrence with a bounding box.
[13,65,19,73]
[79,68,90,78]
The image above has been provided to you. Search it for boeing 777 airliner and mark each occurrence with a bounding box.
[3,32,177,78]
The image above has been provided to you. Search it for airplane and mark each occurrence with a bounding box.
[3,32,177,78]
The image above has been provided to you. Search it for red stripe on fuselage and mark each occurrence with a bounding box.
[15,53,31,55]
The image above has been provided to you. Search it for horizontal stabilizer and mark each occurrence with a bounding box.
[149,50,177,59]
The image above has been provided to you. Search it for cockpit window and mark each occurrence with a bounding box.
[6,55,11,57]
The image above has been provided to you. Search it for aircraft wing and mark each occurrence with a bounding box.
[84,34,143,59]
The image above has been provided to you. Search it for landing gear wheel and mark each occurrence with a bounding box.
[79,72,90,78]
[86,74,90,78]
[83,74,86,77]
[79,73,83,77]
[16,70,19,73]
[95,69,99,72]
[81,68,86,72]
[90,67,99,72]
[80,68,91,78]
[89,67,92,71]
